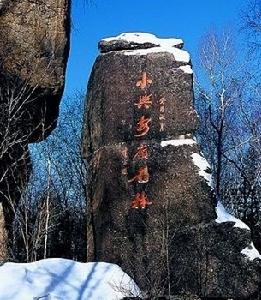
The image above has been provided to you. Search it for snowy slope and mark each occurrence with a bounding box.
[0,258,140,300]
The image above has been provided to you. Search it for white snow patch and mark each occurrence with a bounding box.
[215,201,250,230]
[123,46,190,62]
[102,32,190,62]
[102,32,183,48]
[0,258,140,300]
[161,138,196,147]
[179,65,193,74]
[241,243,261,261]
[191,153,212,187]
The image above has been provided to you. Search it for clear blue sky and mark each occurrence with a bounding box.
[63,0,247,99]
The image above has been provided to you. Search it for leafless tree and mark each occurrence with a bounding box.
[241,0,261,55]
[18,92,88,262]
[0,73,52,260]
[195,30,243,199]
[195,29,261,251]
[0,74,87,262]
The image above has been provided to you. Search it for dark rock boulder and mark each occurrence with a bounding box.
[0,0,70,140]
[83,33,261,299]
[170,221,261,299]
[0,0,70,259]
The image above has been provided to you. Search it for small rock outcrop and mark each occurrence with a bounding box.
[83,33,261,299]
[0,0,70,258]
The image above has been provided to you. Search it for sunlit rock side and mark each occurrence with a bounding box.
[82,33,260,298]
[0,0,70,259]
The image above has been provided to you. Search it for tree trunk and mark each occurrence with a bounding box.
[0,202,7,261]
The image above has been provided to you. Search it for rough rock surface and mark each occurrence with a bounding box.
[0,0,70,258]
[83,40,197,153]
[0,0,70,139]
[83,33,261,298]
[170,221,261,299]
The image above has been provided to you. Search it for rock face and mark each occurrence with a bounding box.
[0,0,70,139]
[0,0,70,258]
[83,33,261,298]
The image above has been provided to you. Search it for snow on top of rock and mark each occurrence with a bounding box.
[241,242,261,261]
[161,138,196,147]
[215,201,250,230]
[179,65,193,74]
[102,32,183,48]
[191,153,212,187]
[0,258,140,300]
[102,33,190,63]
[123,45,190,62]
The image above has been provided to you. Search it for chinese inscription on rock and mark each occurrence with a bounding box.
[123,72,169,209]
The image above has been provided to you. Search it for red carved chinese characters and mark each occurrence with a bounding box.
[133,144,148,160]
[128,166,149,183]
[122,71,169,208]
[134,94,152,109]
[134,116,152,137]
[136,72,152,90]
[127,71,155,209]
[131,191,152,209]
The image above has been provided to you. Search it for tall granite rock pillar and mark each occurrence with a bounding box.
[0,0,70,259]
[83,33,260,298]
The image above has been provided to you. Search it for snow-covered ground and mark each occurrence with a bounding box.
[0,259,140,300]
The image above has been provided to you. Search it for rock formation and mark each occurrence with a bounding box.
[0,0,70,259]
[83,33,261,299]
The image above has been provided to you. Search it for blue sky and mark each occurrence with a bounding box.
[63,0,247,99]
